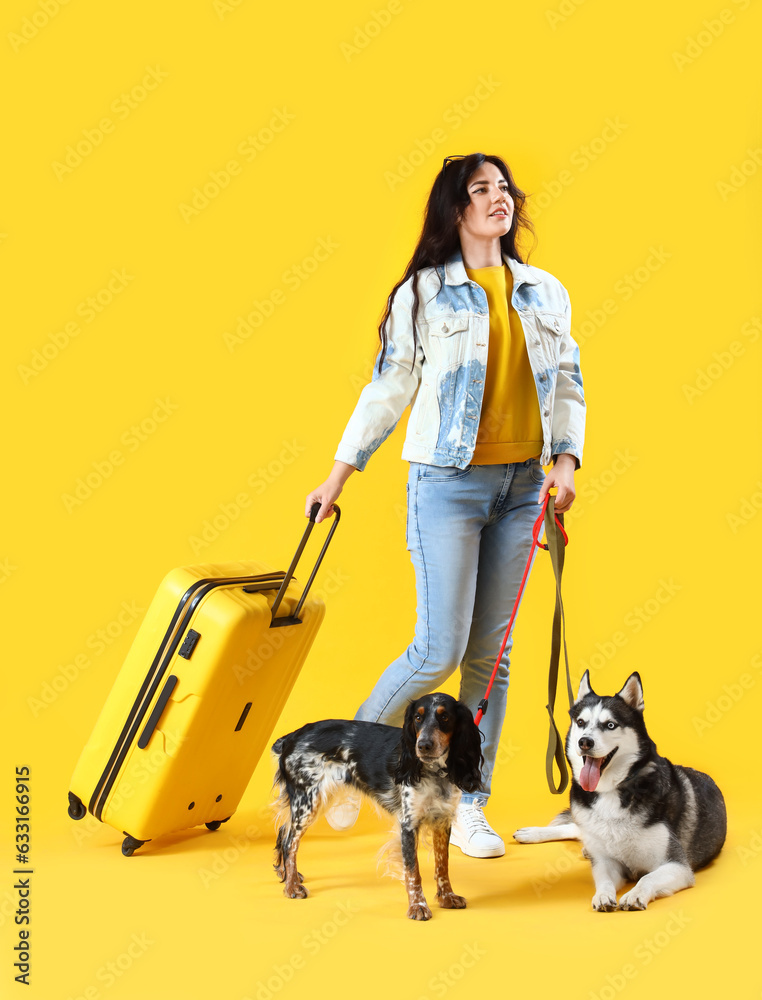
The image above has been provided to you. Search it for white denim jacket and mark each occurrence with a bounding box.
[335,247,585,471]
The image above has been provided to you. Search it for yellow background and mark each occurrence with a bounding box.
[2,0,761,997]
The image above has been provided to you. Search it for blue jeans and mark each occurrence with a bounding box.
[355,458,545,804]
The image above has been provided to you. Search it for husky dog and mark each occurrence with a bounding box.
[514,671,726,910]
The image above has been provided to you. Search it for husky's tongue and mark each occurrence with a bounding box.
[580,755,604,792]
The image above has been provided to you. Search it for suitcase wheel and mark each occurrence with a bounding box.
[67,792,86,821]
[205,816,232,832]
[121,834,147,857]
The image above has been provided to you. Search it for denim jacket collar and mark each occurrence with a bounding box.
[443,246,543,288]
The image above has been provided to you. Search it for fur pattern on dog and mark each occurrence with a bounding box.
[271,692,483,920]
[514,671,727,910]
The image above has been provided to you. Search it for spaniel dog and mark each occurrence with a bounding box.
[271,692,483,920]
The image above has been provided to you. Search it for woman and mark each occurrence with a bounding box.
[305,152,585,858]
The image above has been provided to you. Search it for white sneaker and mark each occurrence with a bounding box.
[324,789,362,831]
[450,798,505,858]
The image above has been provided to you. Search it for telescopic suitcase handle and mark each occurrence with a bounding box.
[269,502,341,627]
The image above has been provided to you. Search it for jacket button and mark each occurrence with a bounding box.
[442,323,449,332]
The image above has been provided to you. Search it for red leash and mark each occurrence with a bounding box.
[474,492,568,727]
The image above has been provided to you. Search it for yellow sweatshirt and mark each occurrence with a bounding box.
[465,263,544,464]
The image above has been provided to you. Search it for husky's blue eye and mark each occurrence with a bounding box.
[606,721,617,730]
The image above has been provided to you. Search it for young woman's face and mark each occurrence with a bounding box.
[457,162,514,242]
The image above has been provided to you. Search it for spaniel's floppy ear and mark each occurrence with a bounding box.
[446,701,484,794]
[394,700,423,786]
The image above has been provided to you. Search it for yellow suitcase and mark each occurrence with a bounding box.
[67,505,339,856]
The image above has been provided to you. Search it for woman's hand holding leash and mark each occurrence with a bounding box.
[306,461,357,523]
[538,453,577,513]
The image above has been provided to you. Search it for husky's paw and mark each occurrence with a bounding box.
[592,891,618,912]
[407,902,433,921]
[513,827,543,844]
[618,890,648,911]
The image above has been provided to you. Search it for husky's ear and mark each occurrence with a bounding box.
[616,672,644,712]
[575,669,595,703]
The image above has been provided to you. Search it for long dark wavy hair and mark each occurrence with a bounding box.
[375,152,536,374]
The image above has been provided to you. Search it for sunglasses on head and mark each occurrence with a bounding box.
[441,155,467,173]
